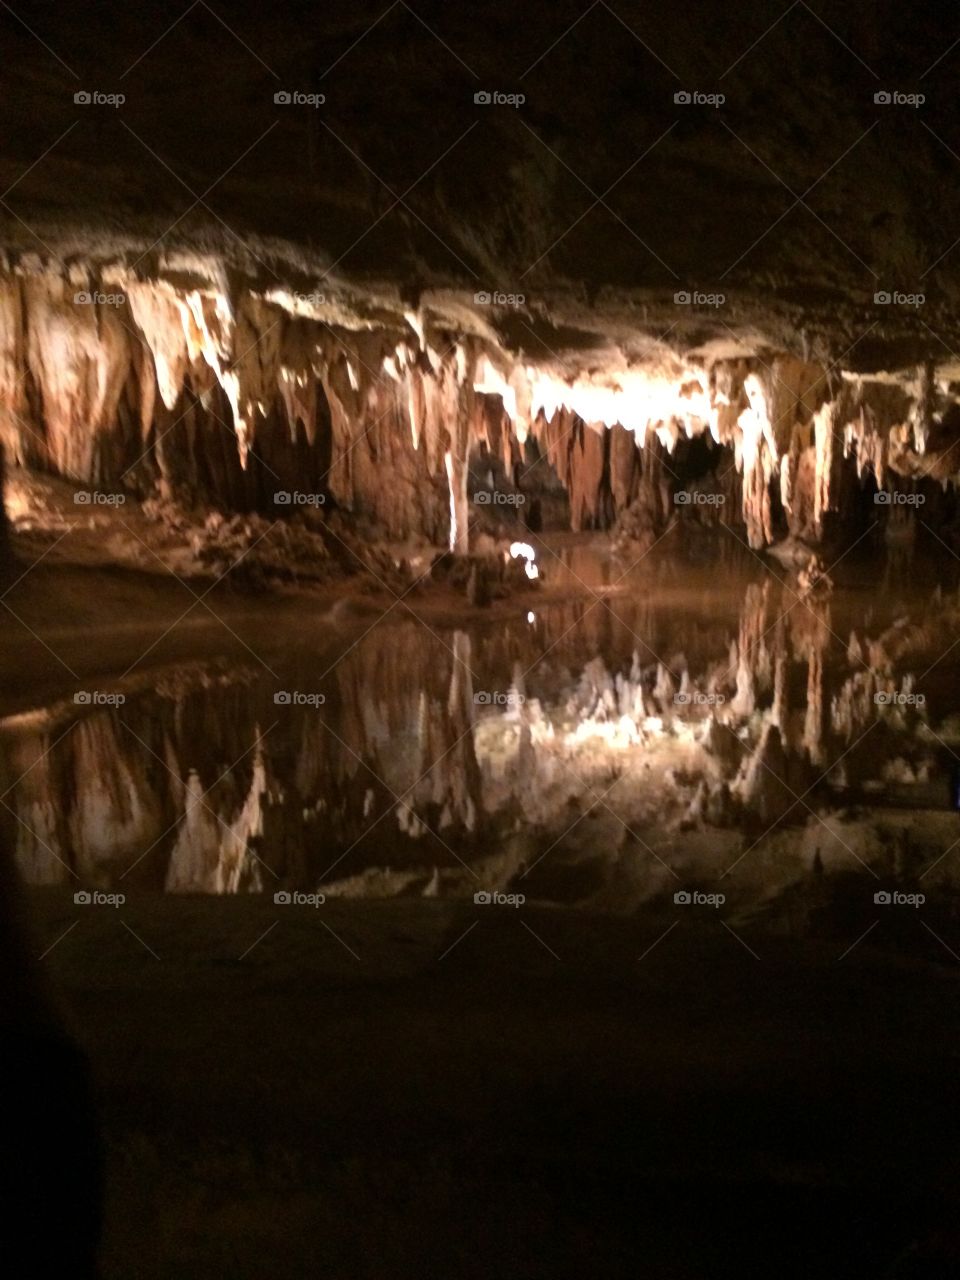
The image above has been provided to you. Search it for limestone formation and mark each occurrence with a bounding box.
[0,251,953,562]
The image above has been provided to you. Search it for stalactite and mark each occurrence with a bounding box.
[0,441,11,584]
[566,420,606,531]
[0,259,957,550]
[21,277,132,478]
[812,399,837,537]
[0,277,25,463]
[126,282,190,413]
[609,422,639,512]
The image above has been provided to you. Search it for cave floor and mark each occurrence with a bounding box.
[29,891,960,1279]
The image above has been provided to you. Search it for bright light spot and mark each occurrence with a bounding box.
[495,366,712,442]
[473,355,518,421]
[527,611,535,624]
[570,715,643,748]
[509,541,539,580]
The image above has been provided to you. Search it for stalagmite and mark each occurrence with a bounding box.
[653,662,676,710]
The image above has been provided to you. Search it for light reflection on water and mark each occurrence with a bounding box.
[3,535,960,919]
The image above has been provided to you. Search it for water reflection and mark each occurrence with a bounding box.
[3,537,960,915]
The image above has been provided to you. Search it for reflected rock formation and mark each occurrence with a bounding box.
[2,561,954,908]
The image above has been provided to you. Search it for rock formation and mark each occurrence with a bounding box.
[0,248,952,561]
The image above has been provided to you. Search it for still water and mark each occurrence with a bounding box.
[3,532,960,913]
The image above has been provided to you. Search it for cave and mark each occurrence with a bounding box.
[3,3,960,1277]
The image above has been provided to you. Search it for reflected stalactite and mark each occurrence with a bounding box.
[165,742,270,895]
[2,558,953,895]
[408,630,481,832]
[730,582,773,717]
